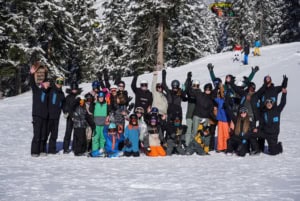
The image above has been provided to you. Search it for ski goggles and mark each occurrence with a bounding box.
[265,99,274,105]
[56,79,64,85]
[108,128,116,133]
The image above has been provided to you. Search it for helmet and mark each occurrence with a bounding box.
[110,85,118,90]
[118,80,125,87]
[150,115,158,126]
[204,83,213,91]
[98,91,105,98]
[248,82,256,90]
[108,122,117,130]
[213,78,222,87]
[192,80,200,86]
[171,80,180,89]
[70,82,79,90]
[85,93,94,103]
[140,80,148,86]
[150,107,159,114]
[129,114,138,126]
[92,81,100,89]
[135,107,144,114]
[239,106,248,114]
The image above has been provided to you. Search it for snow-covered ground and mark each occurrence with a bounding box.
[0,42,300,201]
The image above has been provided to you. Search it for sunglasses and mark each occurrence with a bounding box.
[192,84,199,88]
[108,128,116,133]
[265,99,273,104]
[118,85,124,88]
[110,89,117,92]
[141,84,148,87]
[156,85,162,89]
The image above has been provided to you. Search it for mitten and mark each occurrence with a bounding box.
[207,63,214,71]
[128,103,135,112]
[187,72,192,79]
[162,69,166,80]
[282,75,288,88]
[252,66,259,73]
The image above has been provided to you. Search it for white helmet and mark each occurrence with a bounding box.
[110,85,118,90]
[140,80,148,85]
[192,80,200,85]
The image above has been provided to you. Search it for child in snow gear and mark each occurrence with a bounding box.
[123,114,140,157]
[63,81,82,154]
[186,119,210,155]
[165,113,186,155]
[72,95,95,156]
[143,115,166,157]
[253,38,261,56]
[89,91,110,157]
[30,62,50,156]
[46,77,65,154]
[104,123,124,158]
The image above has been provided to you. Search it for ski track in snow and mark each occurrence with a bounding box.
[0,43,300,201]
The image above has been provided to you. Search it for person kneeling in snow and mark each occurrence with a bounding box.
[143,114,166,157]
[123,114,140,157]
[104,123,124,158]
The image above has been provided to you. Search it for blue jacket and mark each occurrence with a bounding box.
[123,125,140,152]
[104,126,124,154]
[254,40,261,47]
[214,97,230,122]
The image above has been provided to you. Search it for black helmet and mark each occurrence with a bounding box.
[213,78,222,88]
[204,83,213,91]
[149,114,158,126]
[85,93,94,103]
[248,82,256,90]
[70,82,79,90]
[171,80,180,89]
[129,114,138,126]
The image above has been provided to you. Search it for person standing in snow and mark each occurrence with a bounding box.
[62,81,82,154]
[46,77,65,154]
[253,37,261,56]
[131,72,153,113]
[242,41,250,65]
[29,62,50,157]
[151,71,168,116]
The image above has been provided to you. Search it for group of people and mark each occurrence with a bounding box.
[30,61,288,158]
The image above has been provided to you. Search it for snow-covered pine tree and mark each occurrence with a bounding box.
[97,0,131,77]
[166,0,219,67]
[227,0,257,47]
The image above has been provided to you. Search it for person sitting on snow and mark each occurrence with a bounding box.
[104,122,124,158]
[123,114,140,157]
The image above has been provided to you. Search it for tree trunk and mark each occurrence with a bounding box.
[156,18,164,71]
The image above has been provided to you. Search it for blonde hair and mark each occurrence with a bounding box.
[234,114,250,136]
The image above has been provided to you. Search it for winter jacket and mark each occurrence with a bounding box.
[254,40,261,48]
[48,84,65,119]
[103,126,124,154]
[214,98,230,122]
[64,91,80,118]
[123,125,140,153]
[256,83,282,106]
[244,43,250,55]
[89,101,110,126]
[144,126,164,147]
[193,91,214,119]
[151,73,168,115]
[259,93,286,135]
[30,74,49,119]
[131,75,153,112]
[73,104,95,129]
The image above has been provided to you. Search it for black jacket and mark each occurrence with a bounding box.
[48,84,65,119]
[131,75,153,112]
[256,83,282,107]
[30,74,49,119]
[193,91,214,119]
[259,93,286,135]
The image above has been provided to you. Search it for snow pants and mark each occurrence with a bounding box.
[166,139,186,155]
[257,132,282,155]
[73,128,87,156]
[47,119,59,154]
[227,135,248,157]
[244,54,249,65]
[217,121,230,151]
[31,116,48,155]
[146,146,166,157]
[185,118,193,146]
[63,117,74,152]
[92,125,105,151]
[254,47,260,56]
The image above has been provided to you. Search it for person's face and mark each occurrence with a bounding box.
[265,100,274,109]
[118,84,125,91]
[141,83,148,90]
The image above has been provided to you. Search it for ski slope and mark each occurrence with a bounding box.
[0,42,299,201]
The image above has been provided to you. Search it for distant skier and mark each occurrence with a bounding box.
[242,41,250,65]
[253,38,261,56]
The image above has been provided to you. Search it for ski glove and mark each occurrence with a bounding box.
[252,66,259,73]
[187,71,192,79]
[282,75,288,89]
[162,69,166,81]
[207,63,214,71]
